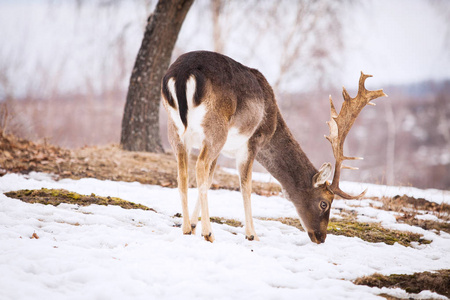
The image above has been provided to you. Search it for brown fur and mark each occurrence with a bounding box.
[162,51,334,243]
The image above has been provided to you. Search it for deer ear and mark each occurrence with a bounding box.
[313,163,333,187]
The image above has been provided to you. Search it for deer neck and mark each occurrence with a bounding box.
[256,111,318,193]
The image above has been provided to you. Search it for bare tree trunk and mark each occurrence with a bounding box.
[211,0,224,53]
[121,0,194,152]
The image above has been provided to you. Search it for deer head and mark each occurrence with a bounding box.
[292,72,387,244]
[292,162,335,244]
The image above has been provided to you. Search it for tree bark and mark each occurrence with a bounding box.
[121,0,194,152]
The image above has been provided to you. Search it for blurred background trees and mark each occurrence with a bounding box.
[0,0,449,190]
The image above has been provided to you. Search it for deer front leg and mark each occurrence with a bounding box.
[237,148,259,241]
[196,145,215,242]
[190,158,217,234]
[176,146,191,235]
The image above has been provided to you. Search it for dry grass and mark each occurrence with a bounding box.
[379,194,450,215]
[209,217,243,228]
[354,269,450,298]
[259,216,432,247]
[0,133,281,196]
[371,194,450,234]
[5,188,155,211]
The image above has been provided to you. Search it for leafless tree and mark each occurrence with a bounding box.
[211,0,350,93]
[211,0,225,53]
[120,0,193,152]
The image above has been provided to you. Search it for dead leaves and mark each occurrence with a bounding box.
[0,133,282,196]
[0,133,70,175]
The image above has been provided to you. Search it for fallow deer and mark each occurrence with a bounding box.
[161,51,386,243]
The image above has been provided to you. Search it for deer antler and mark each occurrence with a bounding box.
[325,72,387,199]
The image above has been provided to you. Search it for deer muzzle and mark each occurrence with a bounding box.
[308,230,327,244]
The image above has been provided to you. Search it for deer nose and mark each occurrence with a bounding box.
[308,231,326,244]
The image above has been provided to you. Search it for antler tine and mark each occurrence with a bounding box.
[325,72,387,199]
[358,71,388,105]
[332,186,367,200]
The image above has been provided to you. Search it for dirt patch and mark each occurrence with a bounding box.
[260,217,432,247]
[5,188,155,211]
[0,132,70,175]
[210,217,243,228]
[172,214,243,229]
[381,194,450,214]
[327,218,431,247]
[0,133,281,196]
[396,213,450,234]
[354,269,450,298]
[373,194,450,234]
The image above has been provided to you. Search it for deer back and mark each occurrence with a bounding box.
[161,51,277,156]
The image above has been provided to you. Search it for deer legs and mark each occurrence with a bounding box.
[175,136,258,242]
[176,145,192,235]
[190,158,217,235]
[194,145,219,242]
[176,142,219,242]
[237,148,259,241]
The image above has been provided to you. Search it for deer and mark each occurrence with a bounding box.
[161,50,387,243]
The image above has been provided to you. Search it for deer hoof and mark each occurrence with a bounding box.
[202,232,215,243]
[246,234,260,241]
[182,223,192,235]
[191,224,197,234]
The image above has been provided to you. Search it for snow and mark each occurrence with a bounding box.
[0,172,449,300]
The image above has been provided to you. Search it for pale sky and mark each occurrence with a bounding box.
[0,0,448,98]
[340,0,449,88]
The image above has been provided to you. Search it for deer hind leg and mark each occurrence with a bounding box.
[196,144,221,243]
[175,144,192,235]
[236,147,259,241]
[190,157,217,234]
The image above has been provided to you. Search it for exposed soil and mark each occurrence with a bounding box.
[259,217,432,247]
[354,269,450,298]
[172,214,243,228]
[209,216,244,228]
[380,194,450,215]
[5,188,155,212]
[373,194,450,234]
[0,133,281,196]
[396,212,450,235]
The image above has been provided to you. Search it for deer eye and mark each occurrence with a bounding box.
[320,201,328,210]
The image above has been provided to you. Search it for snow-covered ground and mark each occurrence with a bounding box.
[0,172,449,300]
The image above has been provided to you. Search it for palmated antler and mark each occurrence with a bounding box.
[325,72,387,199]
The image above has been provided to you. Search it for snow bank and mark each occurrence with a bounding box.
[0,173,449,300]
